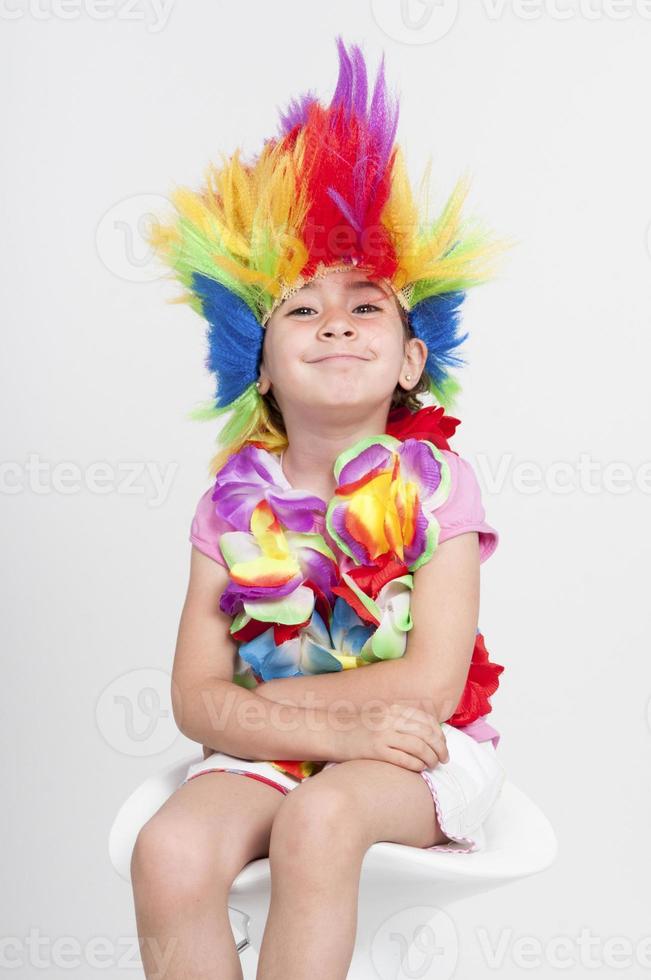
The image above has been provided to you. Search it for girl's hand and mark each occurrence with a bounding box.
[334,702,450,772]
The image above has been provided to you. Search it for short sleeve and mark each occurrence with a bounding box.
[434,450,499,563]
[189,487,227,566]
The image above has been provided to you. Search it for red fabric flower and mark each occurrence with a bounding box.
[386,405,461,453]
[447,631,505,728]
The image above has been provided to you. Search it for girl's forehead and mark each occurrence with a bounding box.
[295,272,390,296]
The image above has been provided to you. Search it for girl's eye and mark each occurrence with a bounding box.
[288,303,380,316]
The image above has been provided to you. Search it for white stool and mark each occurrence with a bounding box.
[110,753,558,978]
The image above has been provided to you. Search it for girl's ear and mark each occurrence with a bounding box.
[257,358,272,395]
[400,337,428,389]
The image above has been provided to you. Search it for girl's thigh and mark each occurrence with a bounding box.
[292,759,449,850]
[132,769,288,887]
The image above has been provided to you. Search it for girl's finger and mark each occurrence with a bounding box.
[395,718,449,763]
[418,725,449,764]
[394,733,442,769]
[385,746,435,772]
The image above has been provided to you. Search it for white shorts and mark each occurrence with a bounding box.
[182,722,506,854]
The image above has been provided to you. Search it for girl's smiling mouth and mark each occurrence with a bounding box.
[309,353,371,363]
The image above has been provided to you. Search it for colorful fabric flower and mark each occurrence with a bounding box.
[218,499,339,623]
[237,573,414,682]
[326,434,451,571]
[331,569,413,660]
[211,443,326,535]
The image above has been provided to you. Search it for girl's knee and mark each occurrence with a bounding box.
[130,813,234,898]
[269,783,368,861]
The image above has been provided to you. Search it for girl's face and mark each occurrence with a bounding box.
[258,269,426,416]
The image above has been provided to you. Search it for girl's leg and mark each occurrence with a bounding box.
[256,758,447,980]
[130,770,286,980]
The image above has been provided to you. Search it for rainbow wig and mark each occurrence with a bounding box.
[148,36,507,469]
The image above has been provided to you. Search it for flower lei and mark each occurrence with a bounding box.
[209,407,503,781]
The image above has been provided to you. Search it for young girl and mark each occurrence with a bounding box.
[131,37,507,980]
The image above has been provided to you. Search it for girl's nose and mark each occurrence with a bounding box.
[316,311,358,339]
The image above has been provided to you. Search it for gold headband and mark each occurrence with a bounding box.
[260,263,415,327]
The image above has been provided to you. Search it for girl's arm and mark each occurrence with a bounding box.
[173,547,350,761]
[256,532,481,721]
[183,674,347,762]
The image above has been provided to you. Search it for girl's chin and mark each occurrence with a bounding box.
[290,388,395,411]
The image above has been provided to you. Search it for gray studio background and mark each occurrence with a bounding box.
[2,1,650,977]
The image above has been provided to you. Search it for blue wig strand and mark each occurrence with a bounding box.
[408,291,470,389]
[191,272,264,409]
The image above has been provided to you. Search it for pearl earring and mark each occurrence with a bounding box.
[405,374,412,381]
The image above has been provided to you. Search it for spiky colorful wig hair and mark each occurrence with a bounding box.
[148,36,506,465]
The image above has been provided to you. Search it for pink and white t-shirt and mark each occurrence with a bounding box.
[189,448,499,567]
